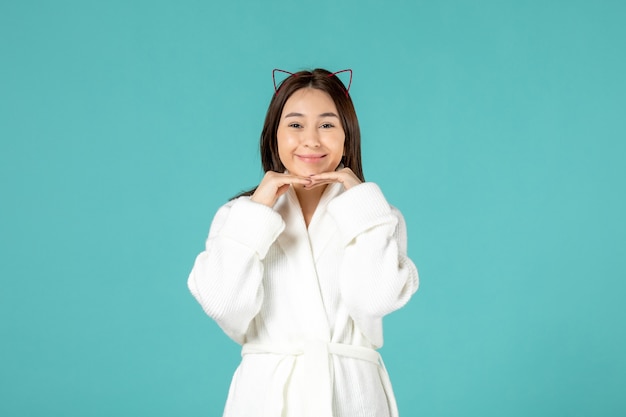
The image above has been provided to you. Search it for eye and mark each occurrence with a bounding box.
[288,122,303,128]
[320,123,335,129]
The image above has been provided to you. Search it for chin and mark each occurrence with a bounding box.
[304,166,331,176]
[286,161,340,177]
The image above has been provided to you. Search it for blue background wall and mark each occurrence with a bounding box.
[1,0,624,416]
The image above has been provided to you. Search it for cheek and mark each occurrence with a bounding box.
[334,134,346,155]
[277,127,297,146]
[276,128,287,150]
[276,130,296,163]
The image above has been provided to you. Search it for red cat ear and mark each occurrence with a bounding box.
[272,69,296,94]
[328,69,352,96]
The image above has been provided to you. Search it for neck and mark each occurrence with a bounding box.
[293,184,328,227]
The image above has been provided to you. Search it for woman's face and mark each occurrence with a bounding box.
[277,88,345,177]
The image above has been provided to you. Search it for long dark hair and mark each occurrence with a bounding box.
[236,68,364,198]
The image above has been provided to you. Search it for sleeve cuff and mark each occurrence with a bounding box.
[218,197,285,259]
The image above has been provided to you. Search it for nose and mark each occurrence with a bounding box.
[303,126,321,147]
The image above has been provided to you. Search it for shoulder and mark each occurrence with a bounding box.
[210,196,249,224]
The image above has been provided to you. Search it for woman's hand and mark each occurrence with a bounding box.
[250,171,312,207]
[306,167,362,191]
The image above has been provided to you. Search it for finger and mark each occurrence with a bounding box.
[308,171,361,189]
[266,174,311,188]
[304,180,332,189]
[264,171,310,180]
[308,173,345,185]
[252,173,311,206]
[304,178,342,190]
[276,172,311,182]
[310,167,354,175]
[276,183,291,197]
[310,168,356,180]
[280,177,312,187]
[308,172,340,179]
[285,175,313,183]
[307,176,338,185]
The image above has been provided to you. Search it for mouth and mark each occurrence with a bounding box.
[296,154,327,163]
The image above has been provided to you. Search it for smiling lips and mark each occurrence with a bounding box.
[296,154,327,163]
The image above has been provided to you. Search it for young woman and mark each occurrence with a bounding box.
[188,68,419,417]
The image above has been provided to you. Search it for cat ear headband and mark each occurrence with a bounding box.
[272,69,353,96]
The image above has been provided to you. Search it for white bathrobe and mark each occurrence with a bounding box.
[188,182,419,417]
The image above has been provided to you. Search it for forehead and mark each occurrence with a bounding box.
[281,88,338,115]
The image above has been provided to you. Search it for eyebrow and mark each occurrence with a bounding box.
[284,112,339,118]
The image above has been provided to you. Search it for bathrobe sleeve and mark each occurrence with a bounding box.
[188,197,285,344]
[327,183,419,345]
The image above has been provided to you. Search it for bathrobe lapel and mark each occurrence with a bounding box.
[307,183,344,262]
[273,183,344,341]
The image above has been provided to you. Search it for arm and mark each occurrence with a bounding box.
[327,183,419,320]
[187,198,285,344]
